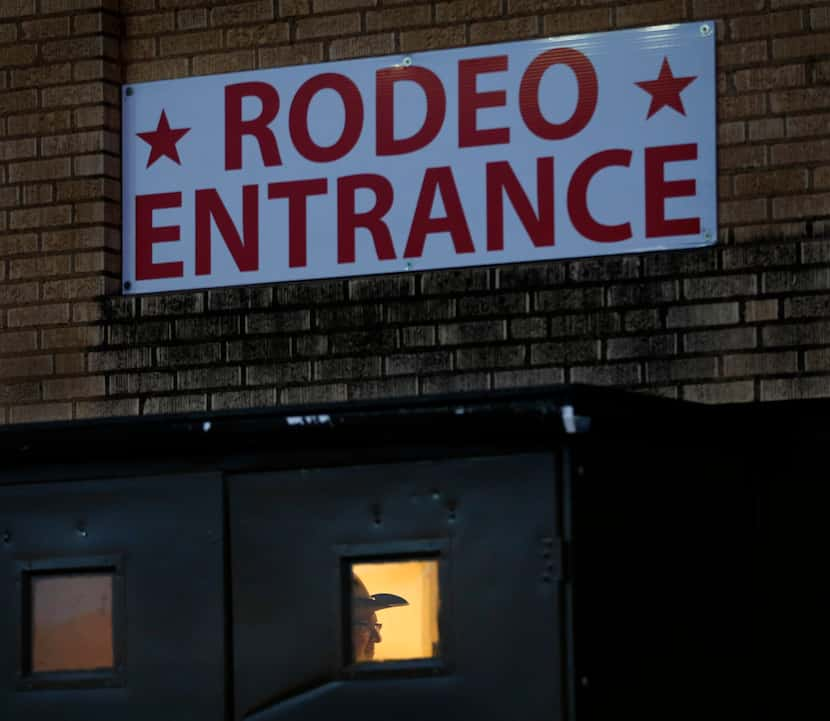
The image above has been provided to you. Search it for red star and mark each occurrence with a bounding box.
[635,57,697,119]
[137,110,190,168]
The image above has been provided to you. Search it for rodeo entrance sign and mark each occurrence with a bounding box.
[121,22,716,294]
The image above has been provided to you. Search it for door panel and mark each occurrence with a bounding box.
[230,452,566,721]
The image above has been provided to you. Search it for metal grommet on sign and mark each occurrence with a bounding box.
[699,23,713,37]
[402,56,413,67]
[704,229,714,241]
[126,86,134,96]
[123,281,131,291]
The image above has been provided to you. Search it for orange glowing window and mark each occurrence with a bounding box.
[350,559,440,664]
[30,573,114,673]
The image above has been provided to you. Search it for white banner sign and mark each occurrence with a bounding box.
[122,22,716,294]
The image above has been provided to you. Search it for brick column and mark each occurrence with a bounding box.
[0,0,121,424]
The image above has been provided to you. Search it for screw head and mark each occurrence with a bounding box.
[700,23,713,37]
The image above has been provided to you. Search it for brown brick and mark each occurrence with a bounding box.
[470,16,539,44]
[0,0,34,17]
[684,274,757,299]
[733,64,806,92]
[349,275,415,300]
[616,0,687,27]
[692,0,764,18]
[245,361,310,386]
[437,0,500,22]
[608,281,677,307]
[745,299,779,323]
[315,356,381,381]
[667,302,740,328]
[41,36,109,63]
[0,233,37,255]
[2,43,37,66]
[531,340,599,365]
[124,58,189,83]
[9,205,72,232]
[280,383,348,405]
[773,32,830,60]
[760,376,830,402]
[570,256,640,283]
[724,351,797,377]
[109,371,174,396]
[438,320,505,345]
[245,309,311,334]
[367,4,430,32]
[226,22,290,48]
[210,0,273,26]
[718,39,769,68]
[773,193,830,220]
[0,282,40,308]
[176,8,207,30]
[729,10,803,39]
[159,29,222,56]
[296,12,360,39]
[193,51,256,76]
[493,367,566,389]
[805,349,830,372]
[542,5,612,33]
[0,355,53,380]
[607,334,677,360]
[125,11,175,36]
[733,168,808,198]
[259,42,325,67]
[420,372,489,395]
[0,138,37,162]
[786,114,830,138]
[76,398,140,420]
[8,158,71,185]
[646,357,718,383]
[683,327,756,353]
[813,7,830,30]
[141,293,205,317]
[719,144,767,171]
[42,82,107,108]
[764,267,830,294]
[43,375,105,401]
[683,381,755,404]
[10,403,72,424]
[108,321,171,346]
[178,366,241,391]
[0,89,38,116]
[783,294,830,319]
[0,380,40,405]
[156,343,222,367]
[279,0,311,17]
[718,121,746,145]
[748,118,784,142]
[718,92,766,120]
[763,320,830,348]
[313,0,375,12]
[816,167,830,190]
[11,63,73,89]
[0,22,18,44]
[74,11,120,36]
[0,329,38,353]
[88,347,153,373]
[571,363,641,387]
[720,198,769,225]
[143,395,207,415]
[122,37,156,61]
[329,33,395,60]
[400,25,466,52]
[770,88,830,114]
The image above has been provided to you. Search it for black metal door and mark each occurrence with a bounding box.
[0,473,226,721]
[229,452,568,721]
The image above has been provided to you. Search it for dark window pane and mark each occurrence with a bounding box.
[31,573,114,673]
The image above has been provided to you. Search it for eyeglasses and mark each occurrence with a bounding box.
[353,621,382,634]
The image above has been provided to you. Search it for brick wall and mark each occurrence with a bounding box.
[1,0,829,423]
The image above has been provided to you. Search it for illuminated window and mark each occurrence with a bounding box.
[29,572,115,673]
[350,559,440,664]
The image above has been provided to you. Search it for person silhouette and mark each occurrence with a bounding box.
[351,574,408,662]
